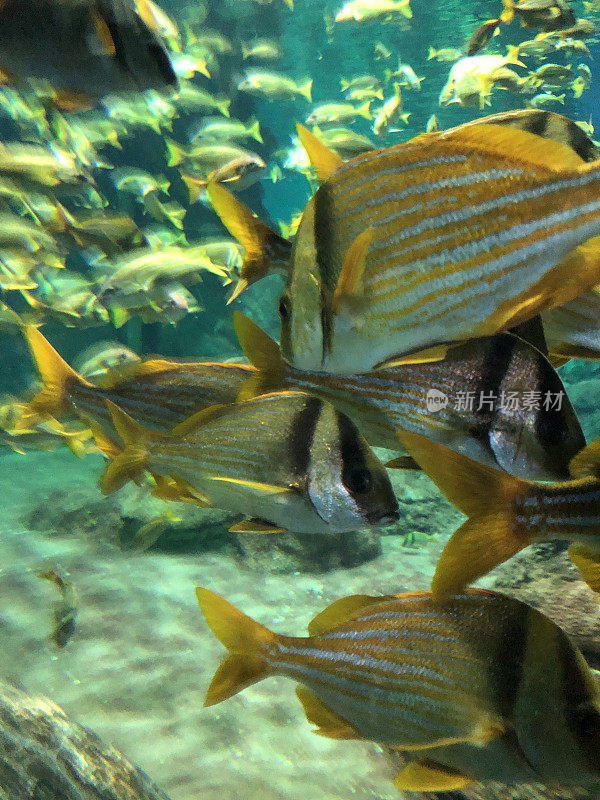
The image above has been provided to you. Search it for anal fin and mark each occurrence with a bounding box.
[568,544,600,595]
[295,687,360,740]
[394,760,473,791]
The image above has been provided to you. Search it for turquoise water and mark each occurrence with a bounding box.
[1,0,600,798]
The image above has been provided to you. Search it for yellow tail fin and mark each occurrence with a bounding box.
[99,400,150,494]
[207,182,291,300]
[24,326,90,418]
[196,587,275,706]
[398,431,531,602]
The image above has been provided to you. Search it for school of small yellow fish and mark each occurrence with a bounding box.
[6,0,600,792]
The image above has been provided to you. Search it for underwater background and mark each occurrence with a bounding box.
[2,0,600,798]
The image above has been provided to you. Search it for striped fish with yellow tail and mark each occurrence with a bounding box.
[99,392,398,534]
[278,120,600,374]
[197,586,600,791]
[206,109,599,305]
[398,430,600,601]
[234,312,584,480]
[23,325,254,445]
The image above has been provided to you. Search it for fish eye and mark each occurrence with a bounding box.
[278,295,290,320]
[342,464,373,494]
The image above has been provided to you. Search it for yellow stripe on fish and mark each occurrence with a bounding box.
[282,123,600,373]
[197,586,600,790]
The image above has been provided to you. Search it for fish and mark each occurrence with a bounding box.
[233,312,585,480]
[373,42,392,60]
[94,244,228,296]
[310,127,376,158]
[38,569,77,648]
[187,116,263,145]
[340,75,383,92]
[542,287,600,361]
[0,415,93,456]
[505,0,576,30]
[426,114,439,133]
[466,19,501,56]
[111,168,170,197]
[73,341,141,381]
[0,0,177,102]
[181,153,266,199]
[372,82,409,138]
[427,47,463,62]
[23,325,254,442]
[455,109,600,163]
[241,39,283,61]
[526,91,566,107]
[197,586,600,789]
[172,83,230,115]
[398,429,600,601]
[439,52,524,107]
[237,70,312,102]
[384,62,423,90]
[305,102,372,126]
[334,0,412,22]
[276,120,600,375]
[99,391,399,534]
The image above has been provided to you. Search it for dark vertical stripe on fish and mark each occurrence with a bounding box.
[559,633,600,773]
[313,184,337,292]
[286,396,322,478]
[468,334,516,451]
[487,601,530,717]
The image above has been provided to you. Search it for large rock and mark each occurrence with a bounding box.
[0,681,171,800]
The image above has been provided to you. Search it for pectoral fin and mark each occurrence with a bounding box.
[332,228,374,313]
[385,455,421,471]
[394,760,473,791]
[229,519,286,533]
[207,476,293,495]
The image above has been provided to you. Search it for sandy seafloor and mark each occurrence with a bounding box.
[0,446,456,800]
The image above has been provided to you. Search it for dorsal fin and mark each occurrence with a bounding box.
[439,122,584,171]
[232,312,282,372]
[295,124,343,183]
[307,594,390,636]
[170,403,230,437]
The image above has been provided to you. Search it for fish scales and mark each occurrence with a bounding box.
[286,126,600,372]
